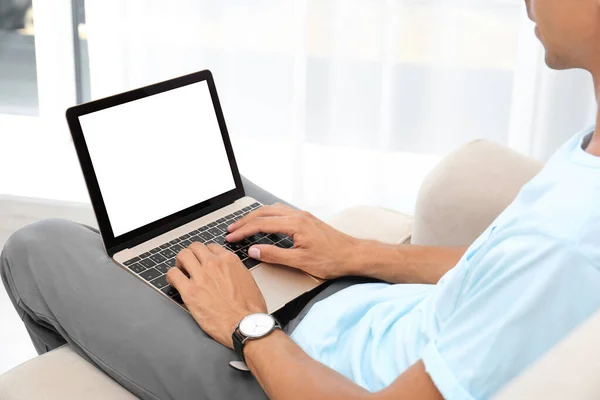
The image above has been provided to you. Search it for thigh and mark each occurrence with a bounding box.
[1,219,266,400]
[283,277,380,334]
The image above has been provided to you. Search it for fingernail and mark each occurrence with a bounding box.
[248,246,260,260]
[225,234,232,242]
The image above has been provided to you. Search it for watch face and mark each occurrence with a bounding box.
[239,313,276,338]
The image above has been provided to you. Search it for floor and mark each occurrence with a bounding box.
[0,195,96,374]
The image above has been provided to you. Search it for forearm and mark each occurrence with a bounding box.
[245,329,370,400]
[346,240,466,284]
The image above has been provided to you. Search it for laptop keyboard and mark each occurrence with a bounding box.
[121,203,295,306]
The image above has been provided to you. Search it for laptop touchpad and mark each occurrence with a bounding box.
[252,263,322,314]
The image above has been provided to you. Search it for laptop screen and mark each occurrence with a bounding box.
[78,80,236,237]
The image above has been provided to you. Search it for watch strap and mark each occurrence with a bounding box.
[232,328,247,363]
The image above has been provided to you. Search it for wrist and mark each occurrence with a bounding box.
[232,313,282,365]
[344,239,406,278]
[225,307,265,349]
[243,328,285,364]
[343,238,378,276]
[225,312,248,349]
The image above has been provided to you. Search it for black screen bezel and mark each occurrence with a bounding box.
[66,70,244,257]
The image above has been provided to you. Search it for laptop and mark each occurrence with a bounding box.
[66,70,323,313]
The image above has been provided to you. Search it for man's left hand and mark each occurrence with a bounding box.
[166,242,267,349]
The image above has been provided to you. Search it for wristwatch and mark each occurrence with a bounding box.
[232,313,281,363]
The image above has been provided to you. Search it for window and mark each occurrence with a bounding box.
[0,1,84,202]
[0,0,38,115]
[80,0,527,216]
[1,1,594,216]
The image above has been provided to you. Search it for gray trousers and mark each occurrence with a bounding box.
[0,177,363,400]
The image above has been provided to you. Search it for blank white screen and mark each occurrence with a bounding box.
[79,80,236,237]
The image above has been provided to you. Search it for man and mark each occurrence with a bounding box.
[2,0,600,398]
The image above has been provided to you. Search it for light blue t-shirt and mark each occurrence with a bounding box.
[291,128,600,399]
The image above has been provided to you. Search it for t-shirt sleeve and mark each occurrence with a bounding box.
[421,232,600,400]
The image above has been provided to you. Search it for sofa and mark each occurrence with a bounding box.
[1,139,598,399]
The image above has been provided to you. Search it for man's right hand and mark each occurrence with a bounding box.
[225,204,363,279]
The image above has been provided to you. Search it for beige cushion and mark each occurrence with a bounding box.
[0,345,136,400]
[412,139,543,246]
[327,205,413,244]
[494,309,600,400]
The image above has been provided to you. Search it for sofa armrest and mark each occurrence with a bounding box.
[327,205,413,245]
[412,140,543,247]
[0,345,137,400]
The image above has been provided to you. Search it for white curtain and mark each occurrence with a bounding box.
[84,0,597,218]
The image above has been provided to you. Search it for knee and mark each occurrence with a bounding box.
[2,219,84,268]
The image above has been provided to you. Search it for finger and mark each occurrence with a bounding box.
[166,267,191,294]
[188,242,217,265]
[175,248,202,278]
[228,204,294,232]
[205,242,228,256]
[247,244,301,267]
[225,216,299,242]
